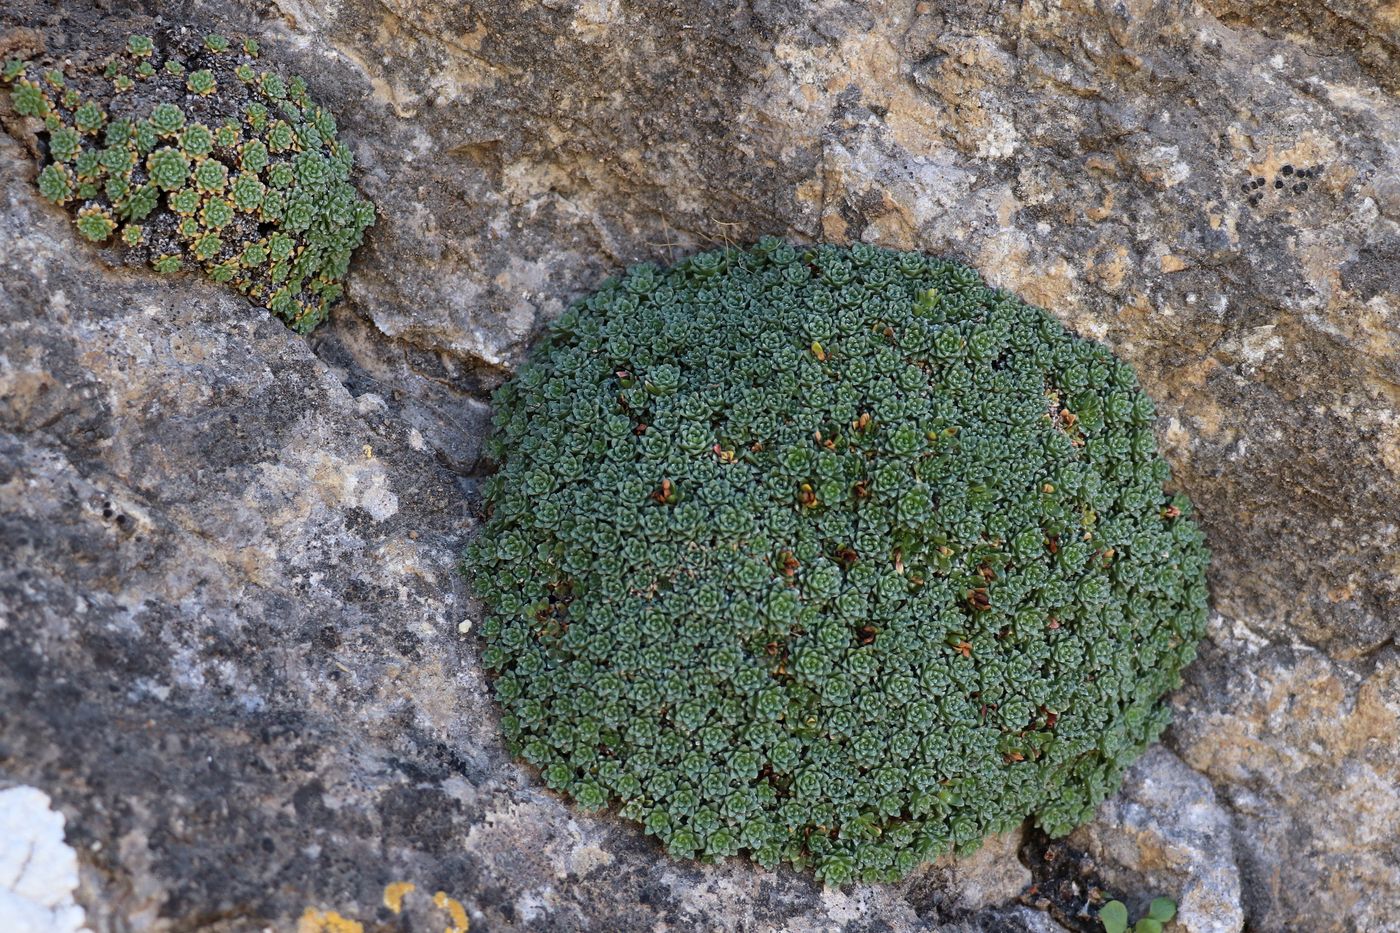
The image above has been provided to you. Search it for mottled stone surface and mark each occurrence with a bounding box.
[0,109,1041,933]
[268,0,1400,656]
[1071,747,1243,933]
[1169,613,1400,932]
[1,0,1398,929]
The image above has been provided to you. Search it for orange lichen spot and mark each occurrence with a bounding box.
[433,890,470,933]
[383,881,416,914]
[1085,190,1115,222]
[297,907,364,933]
[1084,154,1117,175]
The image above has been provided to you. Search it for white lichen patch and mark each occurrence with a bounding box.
[1142,145,1192,188]
[1237,324,1283,368]
[355,478,400,522]
[0,786,88,933]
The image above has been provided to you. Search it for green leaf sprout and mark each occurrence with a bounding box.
[1101,896,1177,933]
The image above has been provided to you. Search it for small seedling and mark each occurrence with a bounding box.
[1100,896,1177,933]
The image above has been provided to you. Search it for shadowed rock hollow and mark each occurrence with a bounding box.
[0,0,1396,931]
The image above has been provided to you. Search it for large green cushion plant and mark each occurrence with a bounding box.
[467,239,1209,884]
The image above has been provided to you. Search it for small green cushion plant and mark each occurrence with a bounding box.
[466,240,1210,883]
[3,31,375,332]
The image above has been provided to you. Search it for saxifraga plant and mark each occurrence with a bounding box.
[466,240,1210,884]
[3,31,375,332]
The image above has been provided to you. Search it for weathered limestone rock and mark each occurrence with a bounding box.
[1071,747,1244,933]
[254,0,1400,656]
[1169,613,1400,931]
[2,0,1398,929]
[0,122,1042,932]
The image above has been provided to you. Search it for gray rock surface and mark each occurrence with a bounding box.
[1,0,1397,930]
[1169,612,1400,932]
[0,121,1041,933]
[1071,747,1243,933]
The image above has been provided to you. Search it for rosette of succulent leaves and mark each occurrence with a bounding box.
[2,31,375,332]
[467,240,1210,885]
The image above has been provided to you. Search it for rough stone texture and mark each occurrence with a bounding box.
[1169,612,1400,932]
[0,125,1042,933]
[1071,747,1244,933]
[1,0,1398,930]
[243,0,1400,656]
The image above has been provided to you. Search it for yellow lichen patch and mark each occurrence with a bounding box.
[1167,356,1231,441]
[433,890,470,933]
[297,907,364,933]
[820,209,849,243]
[1227,129,1329,200]
[1344,656,1400,754]
[793,177,823,210]
[383,881,416,914]
[894,35,1018,159]
[1010,256,1078,312]
[793,166,852,244]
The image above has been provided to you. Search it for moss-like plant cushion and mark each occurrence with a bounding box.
[467,239,1209,884]
[3,32,375,332]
